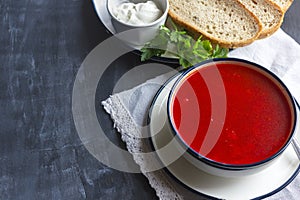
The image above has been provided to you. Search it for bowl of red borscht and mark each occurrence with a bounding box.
[167,58,299,177]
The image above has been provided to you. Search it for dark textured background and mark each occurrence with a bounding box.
[0,0,299,199]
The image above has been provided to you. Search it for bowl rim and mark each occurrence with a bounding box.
[106,0,170,28]
[167,57,298,170]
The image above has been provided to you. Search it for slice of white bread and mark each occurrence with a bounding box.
[269,0,294,11]
[238,0,284,39]
[168,0,262,48]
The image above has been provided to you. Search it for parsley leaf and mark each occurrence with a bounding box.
[141,25,229,68]
[140,26,170,61]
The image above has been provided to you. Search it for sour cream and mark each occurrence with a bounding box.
[112,1,163,26]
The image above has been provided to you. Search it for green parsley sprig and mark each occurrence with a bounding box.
[141,24,228,68]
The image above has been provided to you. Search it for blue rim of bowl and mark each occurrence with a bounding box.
[147,72,221,200]
[167,57,298,171]
[148,72,300,200]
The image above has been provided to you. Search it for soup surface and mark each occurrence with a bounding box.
[171,62,293,165]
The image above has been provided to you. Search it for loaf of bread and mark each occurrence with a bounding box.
[168,0,293,48]
[168,0,263,48]
[238,0,284,39]
[269,0,294,11]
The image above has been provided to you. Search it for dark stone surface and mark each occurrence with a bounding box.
[0,0,299,199]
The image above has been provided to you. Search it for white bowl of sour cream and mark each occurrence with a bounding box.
[107,0,169,47]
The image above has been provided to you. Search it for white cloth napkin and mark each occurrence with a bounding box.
[102,29,300,200]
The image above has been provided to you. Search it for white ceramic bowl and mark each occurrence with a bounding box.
[107,0,169,47]
[167,58,299,177]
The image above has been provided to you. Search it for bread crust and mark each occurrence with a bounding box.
[258,2,284,39]
[270,0,294,12]
[283,0,294,11]
[168,0,263,48]
[167,0,293,48]
[237,0,285,39]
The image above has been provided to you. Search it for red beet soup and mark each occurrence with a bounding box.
[170,61,294,165]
